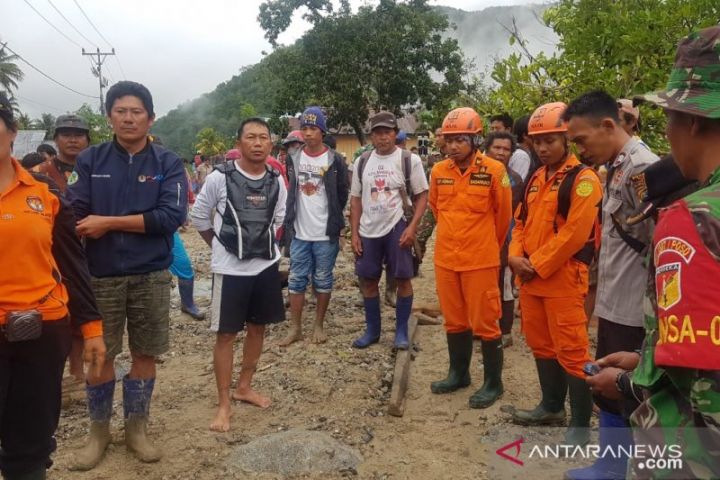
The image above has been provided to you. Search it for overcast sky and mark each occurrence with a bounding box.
[1,0,532,119]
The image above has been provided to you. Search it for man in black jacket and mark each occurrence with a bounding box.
[279,107,349,346]
[68,81,187,470]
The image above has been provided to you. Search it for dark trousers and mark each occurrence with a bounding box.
[594,317,645,415]
[0,320,71,476]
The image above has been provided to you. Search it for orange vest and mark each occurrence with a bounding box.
[509,155,601,297]
[1,159,69,322]
[430,152,513,271]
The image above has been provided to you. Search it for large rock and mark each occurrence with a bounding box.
[226,429,363,475]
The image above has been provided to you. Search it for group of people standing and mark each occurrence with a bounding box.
[0,24,718,480]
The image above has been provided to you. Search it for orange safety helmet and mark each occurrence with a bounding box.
[441,107,483,135]
[528,102,568,136]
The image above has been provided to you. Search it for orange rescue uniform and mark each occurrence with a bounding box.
[430,152,513,339]
[0,159,102,339]
[509,155,601,377]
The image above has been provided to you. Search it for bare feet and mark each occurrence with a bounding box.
[232,388,271,409]
[278,329,302,347]
[210,403,232,432]
[311,326,328,344]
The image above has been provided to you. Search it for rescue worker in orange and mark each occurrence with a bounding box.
[429,107,513,409]
[0,93,106,480]
[509,102,602,446]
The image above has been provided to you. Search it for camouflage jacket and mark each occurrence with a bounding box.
[630,167,720,479]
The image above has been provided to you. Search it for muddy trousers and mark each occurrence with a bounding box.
[0,320,71,478]
[435,265,501,340]
[520,293,590,379]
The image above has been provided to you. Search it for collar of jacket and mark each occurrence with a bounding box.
[112,135,152,156]
[448,150,483,172]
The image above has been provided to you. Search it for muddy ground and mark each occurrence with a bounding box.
[51,231,599,480]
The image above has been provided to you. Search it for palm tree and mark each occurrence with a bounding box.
[0,43,24,94]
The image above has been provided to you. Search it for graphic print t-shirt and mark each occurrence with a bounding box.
[294,148,330,241]
[350,148,429,238]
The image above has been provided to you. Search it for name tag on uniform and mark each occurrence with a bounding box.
[469,172,491,186]
[529,185,539,193]
[436,178,454,185]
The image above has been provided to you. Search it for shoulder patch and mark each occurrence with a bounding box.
[67,171,79,186]
[501,173,511,188]
[631,172,648,200]
[575,180,594,197]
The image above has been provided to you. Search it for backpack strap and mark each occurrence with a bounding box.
[356,150,373,192]
[401,149,412,197]
[556,164,586,223]
[555,164,599,265]
[610,212,647,254]
[519,168,542,224]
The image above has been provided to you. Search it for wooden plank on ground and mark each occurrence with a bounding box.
[416,312,442,326]
[388,313,419,417]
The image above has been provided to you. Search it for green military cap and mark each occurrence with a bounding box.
[635,25,720,118]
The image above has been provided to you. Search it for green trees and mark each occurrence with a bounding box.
[485,0,720,151]
[0,44,23,96]
[194,127,231,157]
[76,104,112,145]
[258,0,467,144]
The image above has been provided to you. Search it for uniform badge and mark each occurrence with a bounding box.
[575,180,594,197]
[138,175,147,183]
[26,196,44,213]
[67,171,79,185]
[501,173,511,188]
[631,173,648,200]
[656,262,681,310]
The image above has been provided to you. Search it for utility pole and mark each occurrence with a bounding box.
[82,47,115,113]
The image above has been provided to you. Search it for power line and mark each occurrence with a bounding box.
[114,56,127,80]
[73,0,113,48]
[82,48,115,112]
[73,0,127,79]
[46,0,98,48]
[22,0,83,49]
[16,95,66,114]
[2,43,96,98]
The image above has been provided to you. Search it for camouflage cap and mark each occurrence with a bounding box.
[55,114,89,132]
[635,26,720,118]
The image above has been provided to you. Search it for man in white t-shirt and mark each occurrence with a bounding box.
[350,111,429,350]
[191,118,287,433]
[279,107,349,346]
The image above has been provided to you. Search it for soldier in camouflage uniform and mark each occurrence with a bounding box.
[587,26,720,479]
[416,128,445,260]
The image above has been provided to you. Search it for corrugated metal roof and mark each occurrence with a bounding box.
[13,130,50,158]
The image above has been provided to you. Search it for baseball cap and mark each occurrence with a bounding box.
[300,107,327,133]
[55,114,89,132]
[626,155,699,225]
[634,26,720,118]
[369,111,398,131]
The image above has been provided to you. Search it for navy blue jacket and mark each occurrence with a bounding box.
[68,139,187,277]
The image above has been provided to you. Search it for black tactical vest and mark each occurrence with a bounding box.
[215,161,280,260]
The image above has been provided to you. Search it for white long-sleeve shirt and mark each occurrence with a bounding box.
[191,162,287,276]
